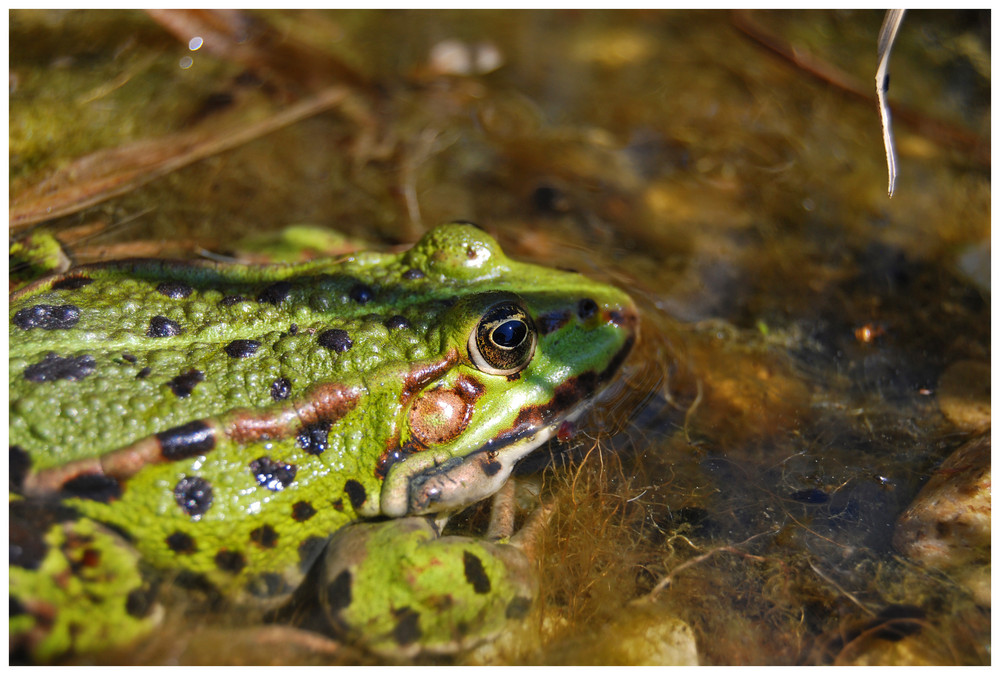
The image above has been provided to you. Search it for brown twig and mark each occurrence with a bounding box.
[731,9,988,166]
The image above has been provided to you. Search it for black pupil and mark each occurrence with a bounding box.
[492,320,526,348]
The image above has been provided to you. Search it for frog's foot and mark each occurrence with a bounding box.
[318,514,537,657]
[10,507,162,663]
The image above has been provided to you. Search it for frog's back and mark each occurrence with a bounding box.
[10,243,452,469]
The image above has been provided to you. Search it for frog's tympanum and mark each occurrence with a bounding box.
[9,223,637,661]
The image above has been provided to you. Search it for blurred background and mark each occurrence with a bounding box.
[9,9,990,665]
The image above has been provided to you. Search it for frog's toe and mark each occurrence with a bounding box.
[319,516,536,656]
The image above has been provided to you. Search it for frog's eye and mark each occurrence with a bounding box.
[468,301,537,376]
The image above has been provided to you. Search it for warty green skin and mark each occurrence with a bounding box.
[9,223,637,659]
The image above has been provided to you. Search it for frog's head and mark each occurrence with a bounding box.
[377,223,637,518]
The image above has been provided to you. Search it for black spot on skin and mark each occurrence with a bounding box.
[288,323,299,336]
[13,304,80,330]
[257,281,293,306]
[60,474,122,502]
[157,420,216,460]
[215,550,246,573]
[51,276,93,290]
[349,283,375,304]
[174,476,213,517]
[482,458,502,477]
[344,479,366,510]
[506,596,532,619]
[249,524,279,549]
[136,367,152,379]
[10,446,31,493]
[577,298,598,320]
[270,376,292,401]
[166,531,197,554]
[246,573,291,599]
[147,315,183,338]
[249,456,297,491]
[317,328,353,353]
[326,569,353,612]
[23,352,95,382]
[9,501,80,570]
[292,501,316,522]
[167,369,205,398]
[219,294,245,307]
[156,281,193,299]
[125,583,159,618]
[402,268,426,281]
[392,607,422,646]
[537,310,570,335]
[298,536,329,572]
[384,315,410,330]
[224,339,261,358]
[332,498,344,511]
[10,596,25,617]
[122,353,137,363]
[297,420,332,455]
[462,551,491,594]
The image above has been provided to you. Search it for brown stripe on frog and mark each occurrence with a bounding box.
[20,383,361,497]
[225,382,360,444]
[19,420,223,497]
[375,349,461,480]
[399,348,460,403]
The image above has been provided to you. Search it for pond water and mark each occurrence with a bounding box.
[9,9,990,665]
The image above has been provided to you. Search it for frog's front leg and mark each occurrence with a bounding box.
[319,494,539,656]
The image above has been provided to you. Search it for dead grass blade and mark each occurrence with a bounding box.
[10,86,352,231]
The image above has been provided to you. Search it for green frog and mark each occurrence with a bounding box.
[9,222,637,662]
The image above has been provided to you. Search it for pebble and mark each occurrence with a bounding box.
[893,435,990,606]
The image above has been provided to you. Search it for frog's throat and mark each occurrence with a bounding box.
[378,398,592,518]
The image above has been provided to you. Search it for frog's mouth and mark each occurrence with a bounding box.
[400,399,589,516]
[381,334,635,518]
